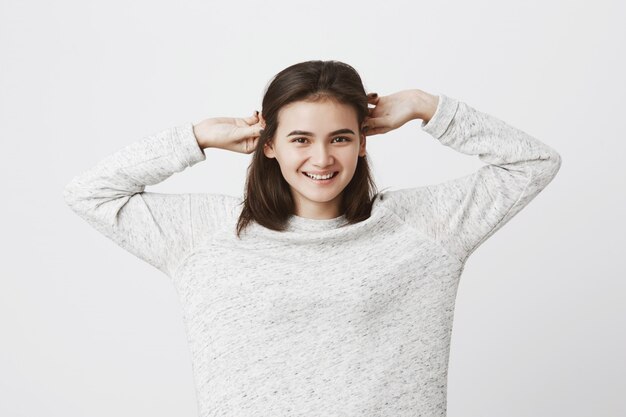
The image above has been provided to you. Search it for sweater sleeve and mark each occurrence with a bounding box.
[382,94,562,264]
[63,122,237,278]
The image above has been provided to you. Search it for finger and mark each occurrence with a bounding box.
[243,111,259,125]
[364,117,385,129]
[241,136,257,154]
[250,136,261,153]
[362,122,385,135]
[250,137,259,152]
[365,126,386,136]
[240,124,264,138]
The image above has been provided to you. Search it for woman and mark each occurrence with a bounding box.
[64,60,561,416]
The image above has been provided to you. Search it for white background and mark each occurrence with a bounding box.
[1,0,624,416]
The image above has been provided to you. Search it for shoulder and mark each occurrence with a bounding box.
[192,192,241,205]
[374,186,431,213]
[190,192,243,221]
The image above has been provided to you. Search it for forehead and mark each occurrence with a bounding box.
[277,99,357,129]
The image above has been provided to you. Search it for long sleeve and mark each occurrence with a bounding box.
[383,94,562,264]
[63,122,238,278]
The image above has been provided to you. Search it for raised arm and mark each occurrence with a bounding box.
[63,122,240,278]
[380,92,562,264]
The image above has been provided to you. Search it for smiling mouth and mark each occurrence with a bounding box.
[302,171,338,180]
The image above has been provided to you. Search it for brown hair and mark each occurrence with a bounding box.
[235,60,380,237]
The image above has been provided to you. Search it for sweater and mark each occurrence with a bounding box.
[63,93,562,417]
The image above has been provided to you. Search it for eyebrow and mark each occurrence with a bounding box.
[287,128,356,137]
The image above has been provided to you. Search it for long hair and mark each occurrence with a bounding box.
[235,60,379,237]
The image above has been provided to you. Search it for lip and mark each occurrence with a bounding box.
[302,171,338,175]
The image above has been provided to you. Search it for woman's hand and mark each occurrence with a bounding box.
[362,89,439,136]
[193,111,264,153]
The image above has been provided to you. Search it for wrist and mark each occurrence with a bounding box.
[193,121,213,149]
[411,89,439,124]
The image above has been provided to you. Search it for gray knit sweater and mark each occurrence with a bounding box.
[63,93,561,417]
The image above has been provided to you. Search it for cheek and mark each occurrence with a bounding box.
[340,149,360,166]
[280,150,305,168]
[274,153,301,177]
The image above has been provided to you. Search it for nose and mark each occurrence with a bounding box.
[310,143,334,167]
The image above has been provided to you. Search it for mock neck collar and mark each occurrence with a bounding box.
[285,214,348,232]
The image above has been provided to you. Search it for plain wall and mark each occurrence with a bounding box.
[1,0,624,416]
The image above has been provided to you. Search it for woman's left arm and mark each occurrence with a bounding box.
[368,90,562,264]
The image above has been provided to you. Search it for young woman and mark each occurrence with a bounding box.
[64,60,562,417]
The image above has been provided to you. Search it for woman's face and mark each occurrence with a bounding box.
[263,98,366,219]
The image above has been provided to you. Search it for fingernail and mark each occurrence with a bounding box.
[371,93,378,98]
[255,110,259,116]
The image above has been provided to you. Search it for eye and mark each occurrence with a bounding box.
[290,136,352,144]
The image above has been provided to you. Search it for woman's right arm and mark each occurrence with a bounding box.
[63,122,239,278]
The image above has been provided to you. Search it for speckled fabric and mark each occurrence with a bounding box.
[63,93,561,417]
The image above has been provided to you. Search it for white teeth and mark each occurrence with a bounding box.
[304,172,336,180]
